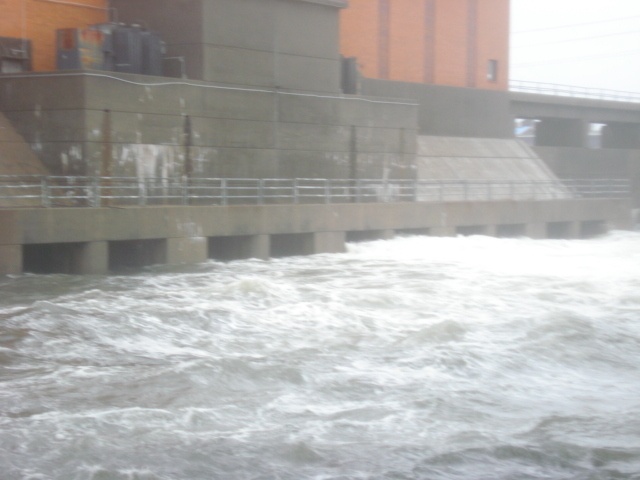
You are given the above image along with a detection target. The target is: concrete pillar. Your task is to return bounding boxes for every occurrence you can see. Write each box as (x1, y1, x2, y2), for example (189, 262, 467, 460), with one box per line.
(536, 118, 588, 148)
(248, 235, 270, 260)
(0, 245, 22, 275)
(526, 223, 547, 239)
(166, 237, 208, 265)
(77, 241, 109, 275)
(313, 231, 346, 254)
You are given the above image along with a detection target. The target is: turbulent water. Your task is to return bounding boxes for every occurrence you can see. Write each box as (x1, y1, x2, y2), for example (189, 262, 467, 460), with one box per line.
(1, 233, 640, 480)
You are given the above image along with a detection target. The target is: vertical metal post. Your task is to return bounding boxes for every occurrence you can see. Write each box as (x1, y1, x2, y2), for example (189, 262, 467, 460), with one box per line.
(221, 178, 228, 206)
(138, 179, 146, 206)
(258, 179, 265, 205)
(41, 177, 51, 207)
(325, 179, 331, 204)
(181, 176, 188, 205)
(92, 176, 101, 208)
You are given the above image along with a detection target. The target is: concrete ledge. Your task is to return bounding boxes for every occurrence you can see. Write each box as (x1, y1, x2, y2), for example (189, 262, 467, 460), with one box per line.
(0, 198, 633, 274)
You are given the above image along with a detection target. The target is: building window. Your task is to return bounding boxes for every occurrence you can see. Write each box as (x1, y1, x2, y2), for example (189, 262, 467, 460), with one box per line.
(487, 59, 498, 82)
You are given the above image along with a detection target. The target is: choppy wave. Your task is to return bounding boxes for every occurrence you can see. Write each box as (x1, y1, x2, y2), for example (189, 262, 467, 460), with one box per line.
(1, 232, 640, 479)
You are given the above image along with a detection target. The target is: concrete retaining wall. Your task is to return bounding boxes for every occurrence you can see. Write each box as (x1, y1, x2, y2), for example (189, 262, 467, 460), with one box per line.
(360, 79, 513, 138)
(0, 198, 632, 275)
(0, 73, 417, 180)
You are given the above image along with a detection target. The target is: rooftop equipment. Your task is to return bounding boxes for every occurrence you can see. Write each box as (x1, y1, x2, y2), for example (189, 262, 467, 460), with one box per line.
(56, 24, 164, 76)
(0, 37, 32, 73)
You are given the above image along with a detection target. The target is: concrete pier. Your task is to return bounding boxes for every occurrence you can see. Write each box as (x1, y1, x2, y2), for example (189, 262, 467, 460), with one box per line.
(0, 198, 632, 275)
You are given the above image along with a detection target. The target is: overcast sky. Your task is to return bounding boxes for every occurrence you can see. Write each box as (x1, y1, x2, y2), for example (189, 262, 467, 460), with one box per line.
(510, 0, 640, 92)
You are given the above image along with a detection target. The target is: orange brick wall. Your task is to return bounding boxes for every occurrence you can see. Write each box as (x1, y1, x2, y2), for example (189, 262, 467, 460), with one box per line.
(340, 0, 509, 90)
(0, 0, 108, 72)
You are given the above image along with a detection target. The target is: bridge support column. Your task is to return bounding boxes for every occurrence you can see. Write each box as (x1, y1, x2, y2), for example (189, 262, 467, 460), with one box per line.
(167, 237, 208, 265)
(313, 231, 346, 254)
(536, 118, 588, 148)
(0, 245, 22, 275)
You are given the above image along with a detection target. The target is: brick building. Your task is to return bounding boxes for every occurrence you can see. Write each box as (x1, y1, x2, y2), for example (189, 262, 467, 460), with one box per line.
(340, 0, 510, 90)
(0, 0, 108, 73)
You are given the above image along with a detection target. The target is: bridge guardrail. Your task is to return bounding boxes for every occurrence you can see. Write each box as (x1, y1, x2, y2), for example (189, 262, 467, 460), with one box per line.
(0, 176, 630, 208)
(510, 80, 640, 104)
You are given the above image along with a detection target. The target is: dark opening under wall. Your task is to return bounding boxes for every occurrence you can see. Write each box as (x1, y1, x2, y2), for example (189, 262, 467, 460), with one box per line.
(496, 224, 526, 238)
(209, 235, 257, 261)
(546, 222, 573, 239)
(346, 230, 392, 243)
(270, 233, 314, 258)
(395, 228, 431, 237)
(456, 225, 488, 236)
(23, 242, 86, 274)
(580, 220, 606, 238)
(108, 239, 166, 271)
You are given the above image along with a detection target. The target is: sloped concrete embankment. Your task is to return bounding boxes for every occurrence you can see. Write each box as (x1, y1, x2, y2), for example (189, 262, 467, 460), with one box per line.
(416, 136, 572, 200)
(0, 112, 49, 207)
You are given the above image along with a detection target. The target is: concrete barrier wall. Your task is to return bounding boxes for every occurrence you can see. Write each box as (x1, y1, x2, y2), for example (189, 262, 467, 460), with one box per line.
(0, 73, 417, 180)
(360, 79, 513, 138)
(0, 198, 632, 275)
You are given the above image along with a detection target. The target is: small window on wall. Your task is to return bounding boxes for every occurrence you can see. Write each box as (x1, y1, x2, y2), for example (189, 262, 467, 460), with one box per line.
(487, 59, 498, 82)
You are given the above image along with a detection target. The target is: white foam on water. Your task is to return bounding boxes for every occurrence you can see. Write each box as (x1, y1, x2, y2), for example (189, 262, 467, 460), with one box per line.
(1, 232, 640, 479)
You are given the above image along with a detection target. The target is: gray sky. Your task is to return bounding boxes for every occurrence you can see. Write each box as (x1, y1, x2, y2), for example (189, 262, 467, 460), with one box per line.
(510, 0, 640, 92)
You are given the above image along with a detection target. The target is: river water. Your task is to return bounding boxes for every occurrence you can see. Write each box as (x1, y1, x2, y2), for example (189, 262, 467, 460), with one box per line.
(1, 233, 639, 480)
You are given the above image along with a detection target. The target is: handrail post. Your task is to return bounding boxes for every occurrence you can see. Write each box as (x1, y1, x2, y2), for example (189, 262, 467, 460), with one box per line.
(258, 178, 265, 205)
(181, 175, 188, 205)
(325, 179, 331, 204)
(221, 178, 228, 206)
(92, 176, 101, 208)
(138, 179, 147, 206)
(41, 177, 51, 208)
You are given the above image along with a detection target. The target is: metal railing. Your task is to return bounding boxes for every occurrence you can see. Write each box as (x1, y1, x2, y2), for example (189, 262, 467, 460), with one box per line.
(0, 176, 630, 209)
(510, 80, 640, 104)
